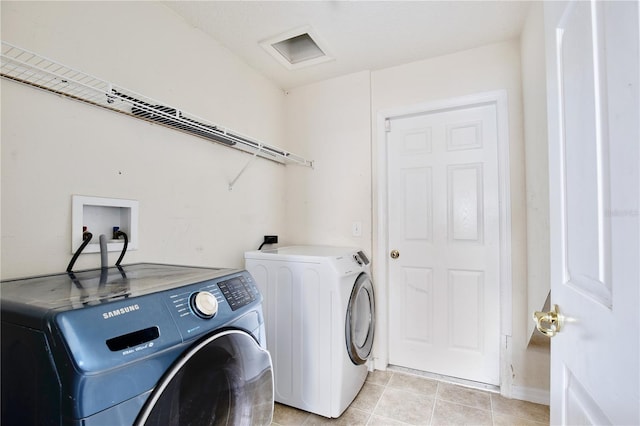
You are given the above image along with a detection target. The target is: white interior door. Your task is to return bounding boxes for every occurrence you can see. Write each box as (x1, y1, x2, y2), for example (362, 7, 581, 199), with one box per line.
(544, 1, 639, 424)
(387, 102, 501, 385)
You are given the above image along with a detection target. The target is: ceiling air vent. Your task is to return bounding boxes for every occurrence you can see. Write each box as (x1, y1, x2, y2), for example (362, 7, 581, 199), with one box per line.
(260, 27, 333, 70)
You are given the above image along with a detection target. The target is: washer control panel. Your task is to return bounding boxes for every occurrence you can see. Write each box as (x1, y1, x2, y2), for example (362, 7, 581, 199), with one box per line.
(164, 271, 262, 339)
(168, 281, 223, 320)
(218, 275, 258, 311)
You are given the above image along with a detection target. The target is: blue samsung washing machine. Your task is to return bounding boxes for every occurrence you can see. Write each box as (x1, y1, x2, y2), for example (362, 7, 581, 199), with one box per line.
(1, 263, 273, 425)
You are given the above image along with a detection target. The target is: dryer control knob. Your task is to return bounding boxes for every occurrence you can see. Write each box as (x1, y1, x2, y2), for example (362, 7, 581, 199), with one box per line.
(191, 291, 218, 319)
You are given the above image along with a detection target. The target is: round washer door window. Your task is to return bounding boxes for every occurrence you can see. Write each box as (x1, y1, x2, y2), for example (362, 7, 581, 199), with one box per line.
(346, 273, 375, 365)
(136, 330, 273, 426)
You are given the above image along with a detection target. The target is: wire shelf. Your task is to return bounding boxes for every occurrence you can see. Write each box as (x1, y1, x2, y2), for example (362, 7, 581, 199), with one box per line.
(1, 41, 313, 167)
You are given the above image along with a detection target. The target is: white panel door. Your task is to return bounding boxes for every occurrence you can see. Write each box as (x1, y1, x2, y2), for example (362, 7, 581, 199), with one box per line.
(387, 103, 500, 385)
(544, 1, 639, 424)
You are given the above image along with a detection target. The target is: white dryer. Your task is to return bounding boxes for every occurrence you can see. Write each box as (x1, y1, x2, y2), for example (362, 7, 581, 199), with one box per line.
(244, 246, 375, 418)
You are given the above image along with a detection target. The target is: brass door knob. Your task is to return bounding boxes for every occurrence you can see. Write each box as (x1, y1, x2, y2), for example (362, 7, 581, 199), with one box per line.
(533, 304, 563, 337)
(390, 250, 400, 259)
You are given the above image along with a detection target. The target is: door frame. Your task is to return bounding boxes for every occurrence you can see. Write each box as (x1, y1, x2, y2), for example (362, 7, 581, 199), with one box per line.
(373, 90, 513, 395)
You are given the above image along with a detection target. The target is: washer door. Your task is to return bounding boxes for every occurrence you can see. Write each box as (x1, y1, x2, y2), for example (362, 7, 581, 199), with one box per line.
(346, 273, 375, 365)
(136, 330, 273, 426)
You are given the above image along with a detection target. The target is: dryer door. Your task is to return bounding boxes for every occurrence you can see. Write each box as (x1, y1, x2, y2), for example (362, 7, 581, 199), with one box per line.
(346, 273, 375, 365)
(136, 330, 273, 426)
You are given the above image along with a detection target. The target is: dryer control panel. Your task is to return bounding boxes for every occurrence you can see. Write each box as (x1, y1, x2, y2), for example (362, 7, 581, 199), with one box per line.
(353, 251, 370, 266)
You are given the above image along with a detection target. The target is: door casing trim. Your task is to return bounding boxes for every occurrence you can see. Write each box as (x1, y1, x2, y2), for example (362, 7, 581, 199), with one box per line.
(373, 90, 513, 396)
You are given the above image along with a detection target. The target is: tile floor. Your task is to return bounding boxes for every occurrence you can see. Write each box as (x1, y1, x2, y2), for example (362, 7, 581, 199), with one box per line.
(271, 370, 550, 425)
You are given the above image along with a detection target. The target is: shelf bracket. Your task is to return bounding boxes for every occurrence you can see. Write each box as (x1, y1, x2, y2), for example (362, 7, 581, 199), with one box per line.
(228, 150, 260, 191)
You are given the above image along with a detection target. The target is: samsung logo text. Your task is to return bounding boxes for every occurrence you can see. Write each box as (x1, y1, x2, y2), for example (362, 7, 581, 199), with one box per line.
(103, 304, 140, 319)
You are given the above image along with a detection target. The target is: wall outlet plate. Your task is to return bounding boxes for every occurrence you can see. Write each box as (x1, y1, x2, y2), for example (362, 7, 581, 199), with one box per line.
(263, 235, 278, 244)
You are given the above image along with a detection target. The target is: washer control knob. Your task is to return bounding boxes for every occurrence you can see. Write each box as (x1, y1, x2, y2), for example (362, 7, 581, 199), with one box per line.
(191, 291, 218, 319)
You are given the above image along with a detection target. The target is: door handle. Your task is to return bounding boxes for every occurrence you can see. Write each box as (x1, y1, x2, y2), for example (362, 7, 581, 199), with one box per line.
(390, 250, 400, 259)
(532, 304, 563, 337)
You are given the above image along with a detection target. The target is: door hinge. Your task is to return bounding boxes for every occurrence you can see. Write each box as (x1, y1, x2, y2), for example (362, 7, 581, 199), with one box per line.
(385, 118, 391, 132)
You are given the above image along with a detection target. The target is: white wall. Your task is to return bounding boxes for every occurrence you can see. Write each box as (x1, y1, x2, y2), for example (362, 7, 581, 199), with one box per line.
(519, 0, 552, 395)
(1, 1, 288, 278)
(521, 2, 552, 338)
(283, 71, 372, 253)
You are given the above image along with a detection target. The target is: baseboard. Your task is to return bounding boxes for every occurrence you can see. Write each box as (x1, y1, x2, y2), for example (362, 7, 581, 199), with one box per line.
(510, 385, 550, 406)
